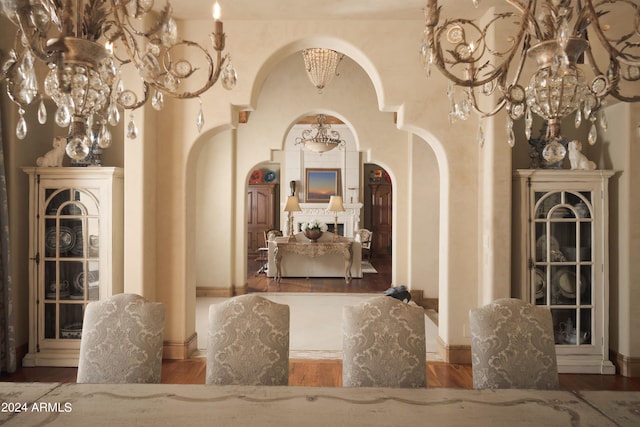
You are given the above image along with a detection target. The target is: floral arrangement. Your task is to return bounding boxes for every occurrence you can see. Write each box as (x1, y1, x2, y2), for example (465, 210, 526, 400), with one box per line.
(302, 219, 328, 233)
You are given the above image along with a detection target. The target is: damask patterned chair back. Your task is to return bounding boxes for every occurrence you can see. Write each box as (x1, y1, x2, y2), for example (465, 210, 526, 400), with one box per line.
(469, 298, 559, 390)
(77, 293, 165, 384)
(342, 296, 426, 388)
(207, 294, 290, 385)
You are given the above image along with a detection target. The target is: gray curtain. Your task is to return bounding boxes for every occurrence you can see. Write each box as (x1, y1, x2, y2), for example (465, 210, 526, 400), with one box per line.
(0, 101, 16, 373)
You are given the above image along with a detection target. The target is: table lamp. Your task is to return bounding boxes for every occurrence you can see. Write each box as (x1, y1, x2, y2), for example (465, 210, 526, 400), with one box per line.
(284, 196, 302, 242)
(327, 195, 345, 241)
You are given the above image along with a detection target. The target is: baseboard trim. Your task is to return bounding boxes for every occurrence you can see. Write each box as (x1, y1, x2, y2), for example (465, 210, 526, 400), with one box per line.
(14, 342, 28, 370)
(437, 336, 471, 364)
(611, 349, 640, 377)
(422, 298, 439, 311)
(163, 333, 198, 360)
(409, 291, 438, 311)
(196, 287, 235, 298)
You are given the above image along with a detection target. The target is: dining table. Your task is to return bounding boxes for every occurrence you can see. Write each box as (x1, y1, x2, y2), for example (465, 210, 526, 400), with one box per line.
(1, 382, 639, 426)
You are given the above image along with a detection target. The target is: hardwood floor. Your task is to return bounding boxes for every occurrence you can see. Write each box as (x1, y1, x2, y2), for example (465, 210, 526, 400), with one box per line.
(4, 358, 640, 390)
(246, 254, 393, 293)
(4, 255, 638, 390)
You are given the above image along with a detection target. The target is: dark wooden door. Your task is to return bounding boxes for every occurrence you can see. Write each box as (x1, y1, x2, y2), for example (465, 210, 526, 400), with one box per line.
(371, 183, 392, 256)
(247, 184, 276, 254)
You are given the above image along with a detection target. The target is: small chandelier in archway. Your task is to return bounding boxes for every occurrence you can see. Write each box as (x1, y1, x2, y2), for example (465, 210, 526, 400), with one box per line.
(295, 114, 345, 153)
(302, 48, 344, 92)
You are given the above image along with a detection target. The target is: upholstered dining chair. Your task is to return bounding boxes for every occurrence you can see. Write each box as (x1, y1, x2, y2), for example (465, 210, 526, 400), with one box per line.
(207, 294, 290, 385)
(469, 297, 559, 390)
(77, 293, 165, 384)
(255, 229, 283, 275)
(342, 295, 426, 388)
(354, 229, 373, 260)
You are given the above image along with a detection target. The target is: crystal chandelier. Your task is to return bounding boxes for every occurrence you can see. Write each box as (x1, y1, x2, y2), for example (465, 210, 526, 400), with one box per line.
(295, 114, 345, 153)
(302, 48, 343, 92)
(420, 0, 640, 163)
(0, 0, 237, 162)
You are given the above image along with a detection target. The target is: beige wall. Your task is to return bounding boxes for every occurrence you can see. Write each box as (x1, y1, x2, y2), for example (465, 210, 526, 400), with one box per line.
(605, 102, 640, 358)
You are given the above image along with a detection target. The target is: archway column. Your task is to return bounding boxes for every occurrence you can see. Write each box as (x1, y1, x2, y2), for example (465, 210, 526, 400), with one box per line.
(478, 113, 513, 305)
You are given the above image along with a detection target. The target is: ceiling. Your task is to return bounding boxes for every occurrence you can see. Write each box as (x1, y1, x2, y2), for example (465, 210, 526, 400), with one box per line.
(171, 0, 431, 21)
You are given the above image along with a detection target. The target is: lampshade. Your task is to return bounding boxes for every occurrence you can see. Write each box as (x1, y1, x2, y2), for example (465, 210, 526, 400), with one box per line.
(327, 195, 345, 212)
(284, 196, 302, 212)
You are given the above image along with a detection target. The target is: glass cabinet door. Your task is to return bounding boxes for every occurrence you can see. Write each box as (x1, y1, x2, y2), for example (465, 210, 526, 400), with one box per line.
(531, 190, 593, 347)
(41, 187, 100, 341)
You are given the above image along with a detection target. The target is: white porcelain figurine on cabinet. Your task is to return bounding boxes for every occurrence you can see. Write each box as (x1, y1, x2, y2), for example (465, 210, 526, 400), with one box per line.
(568, 140, 596, 170)
(36, 136, 66, 167)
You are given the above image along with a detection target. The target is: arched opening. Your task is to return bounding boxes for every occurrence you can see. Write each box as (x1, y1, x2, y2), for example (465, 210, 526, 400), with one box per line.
(187, 40, 446, 354)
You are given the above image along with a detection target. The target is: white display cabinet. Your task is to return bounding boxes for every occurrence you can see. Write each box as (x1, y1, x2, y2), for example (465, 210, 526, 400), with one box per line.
(513, 169, 615, 374)
(22, 167, 123, 367)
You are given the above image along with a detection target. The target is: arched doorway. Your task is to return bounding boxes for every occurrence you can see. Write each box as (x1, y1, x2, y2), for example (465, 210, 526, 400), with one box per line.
(187, 39, 450, 359)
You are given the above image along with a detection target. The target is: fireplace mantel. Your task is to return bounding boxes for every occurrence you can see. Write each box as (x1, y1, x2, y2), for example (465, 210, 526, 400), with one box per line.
(283, 203, 363, 238)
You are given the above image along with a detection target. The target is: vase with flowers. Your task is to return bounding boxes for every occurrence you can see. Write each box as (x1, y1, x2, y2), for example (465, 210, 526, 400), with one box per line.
(302, 219, 328, 242)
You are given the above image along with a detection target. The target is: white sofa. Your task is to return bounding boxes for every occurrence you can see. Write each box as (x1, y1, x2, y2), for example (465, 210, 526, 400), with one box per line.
(267, 232, 362, 279)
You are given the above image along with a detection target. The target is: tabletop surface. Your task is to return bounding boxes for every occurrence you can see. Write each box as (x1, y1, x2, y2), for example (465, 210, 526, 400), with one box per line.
(2, 383, 639, 426)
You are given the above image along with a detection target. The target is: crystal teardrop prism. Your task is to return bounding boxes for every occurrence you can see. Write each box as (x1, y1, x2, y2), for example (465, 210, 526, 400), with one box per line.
(98, 124, 112, 149)
(164, 73, 179, 91)
(525, 109, 532, 129)
(108, 102, 120, 126)
(221, 60, 238, 90)
(54, 105, 71, 127)
(506, 118, 515, 147)
(162, 18, 178, 47)
(37, 98, 47, 124)
(419, 43, 431, 77)
(583, 97, 593, 119)
(588, 122, 598, 145)
(14, 50, 38, 105)
(600, 111, 608, 131)
(507, 127, 515, 147)
(16, 111, 27, 140)
(574, 107, 582, 128)
(196, 103, 204, 133)
(151, 91, 164, 111)
(127, 114, 138, 139)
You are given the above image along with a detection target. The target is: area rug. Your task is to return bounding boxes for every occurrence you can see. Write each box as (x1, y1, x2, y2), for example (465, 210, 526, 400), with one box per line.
(361, 261, 378, 274)
(195, 293, 440, 361)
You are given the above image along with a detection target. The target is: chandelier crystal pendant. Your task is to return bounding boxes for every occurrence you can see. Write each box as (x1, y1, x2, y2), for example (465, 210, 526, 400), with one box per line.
(420, 0, 640, 162)
(295, 114, 345, 153)
(302, 48, 344, 92)
(0, 0, 238, 162)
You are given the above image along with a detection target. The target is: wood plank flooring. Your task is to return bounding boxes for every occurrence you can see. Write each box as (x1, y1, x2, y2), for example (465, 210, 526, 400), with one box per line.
(4, 358, 640, 390)
(245, 254, 393, 293)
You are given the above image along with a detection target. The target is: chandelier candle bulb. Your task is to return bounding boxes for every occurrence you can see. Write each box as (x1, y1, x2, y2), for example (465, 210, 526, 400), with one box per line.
(213, 2, 223, 36)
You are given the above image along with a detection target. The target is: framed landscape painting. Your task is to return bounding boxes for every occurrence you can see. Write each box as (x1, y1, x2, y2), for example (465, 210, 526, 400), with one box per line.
(305, 168, 341, 203)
